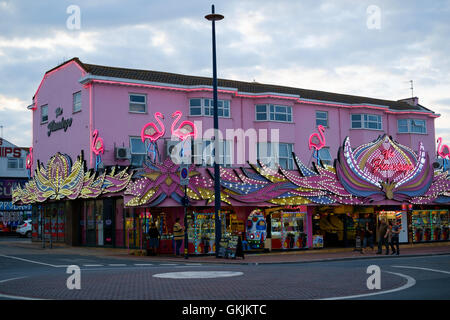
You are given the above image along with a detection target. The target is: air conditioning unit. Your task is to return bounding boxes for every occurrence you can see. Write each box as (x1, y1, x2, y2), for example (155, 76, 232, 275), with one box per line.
(115, 147, 130, 160)
(166, 140, 182, 159)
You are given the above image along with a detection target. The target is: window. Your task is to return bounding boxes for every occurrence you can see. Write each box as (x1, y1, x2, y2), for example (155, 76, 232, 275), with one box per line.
(189, 98, 230, 117)
(318, 147, 333, 166)
(257, 142, 294, 169)
(316, 111, 328, 127)
(255, 104, 292, 122)
(351, 114, 382, 130)
(129, 137, 146, 167)
(129, 94, 147, 113)
(398, 119, 426, 134)
(7, 158, 24, 169)
(193, 139, 232, 167)
(41, 104, 48, 123)
(73, 91, 81, 113)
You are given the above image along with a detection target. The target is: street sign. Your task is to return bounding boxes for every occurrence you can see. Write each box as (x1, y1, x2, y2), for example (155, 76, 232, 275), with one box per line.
(180, 164, 189, 186)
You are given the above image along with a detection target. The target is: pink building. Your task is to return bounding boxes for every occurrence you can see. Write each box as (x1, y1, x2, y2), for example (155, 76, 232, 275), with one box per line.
(18, 58, 448, 252)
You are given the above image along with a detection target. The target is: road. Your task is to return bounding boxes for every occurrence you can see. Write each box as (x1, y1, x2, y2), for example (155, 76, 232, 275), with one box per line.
(0, 237, 449, 300)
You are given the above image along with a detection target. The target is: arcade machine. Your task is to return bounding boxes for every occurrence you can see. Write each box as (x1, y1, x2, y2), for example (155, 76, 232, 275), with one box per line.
(189, 211, 227, 255)
(440, 210, 449, 241)
(431, 211, 441, 241)
(246, 209, 267, 250)
(411, 210, 424, 242)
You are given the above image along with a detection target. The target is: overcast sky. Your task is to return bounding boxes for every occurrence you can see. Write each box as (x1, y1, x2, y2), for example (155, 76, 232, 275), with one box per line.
(0, 0, 449, 150)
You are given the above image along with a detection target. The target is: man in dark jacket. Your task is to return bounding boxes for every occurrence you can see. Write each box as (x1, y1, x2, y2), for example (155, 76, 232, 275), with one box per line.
(376, 219, 388, 254)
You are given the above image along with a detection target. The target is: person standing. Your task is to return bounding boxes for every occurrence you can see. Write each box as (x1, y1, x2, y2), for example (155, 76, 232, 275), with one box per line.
(173, 218, 185, 256)
(147, 222, 160, 256)
(362, 219, 375, 254)
(376, 219, 388, 254)
(391, 220, 401, 255)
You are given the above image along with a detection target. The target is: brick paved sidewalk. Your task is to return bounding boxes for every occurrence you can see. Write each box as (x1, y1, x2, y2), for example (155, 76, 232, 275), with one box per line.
(4, 239, 450, 265)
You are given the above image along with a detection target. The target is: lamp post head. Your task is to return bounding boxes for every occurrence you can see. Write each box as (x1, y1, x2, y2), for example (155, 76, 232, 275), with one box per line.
(205, 4, 224, 21)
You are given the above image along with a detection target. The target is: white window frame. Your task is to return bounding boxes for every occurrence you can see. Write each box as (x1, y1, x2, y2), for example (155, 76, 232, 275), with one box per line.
(41, 104, 48, 124)
(397, 119, 427, 134)
(193, 139, 232, 167)
(7, 158, 24, 170)
(255, 104, 292, 123)
(73, 91, 82, 113)
(129, 136, 146, 167)
(318, 147, 333, 166)
(189, 98, 230, 118)
(257, 142, 294, 170)
(315, 111, 328, 127)
(129, 93, 147, 114)
(351, 114, 382, 130)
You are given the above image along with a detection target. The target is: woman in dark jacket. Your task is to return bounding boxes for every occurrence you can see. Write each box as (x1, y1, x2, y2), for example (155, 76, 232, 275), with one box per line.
(147, 222, 160, 256)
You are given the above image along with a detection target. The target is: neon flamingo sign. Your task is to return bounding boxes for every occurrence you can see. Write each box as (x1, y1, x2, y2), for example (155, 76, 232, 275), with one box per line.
(26, 147, 33, 178)
(308, 125, 326, 166)
(141, 112, 165, 163)
(91, 129, 104, 170)
(170, 110, 197, 159)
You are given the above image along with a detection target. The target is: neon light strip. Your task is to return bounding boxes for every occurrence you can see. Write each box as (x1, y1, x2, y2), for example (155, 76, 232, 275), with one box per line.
(83, 78, 438, 118)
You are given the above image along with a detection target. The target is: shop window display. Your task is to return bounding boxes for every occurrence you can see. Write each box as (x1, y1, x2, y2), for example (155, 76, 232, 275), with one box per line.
(270, 210, 307, 250)
(188, 210, 228, 255)
(412, 210, 449, 242)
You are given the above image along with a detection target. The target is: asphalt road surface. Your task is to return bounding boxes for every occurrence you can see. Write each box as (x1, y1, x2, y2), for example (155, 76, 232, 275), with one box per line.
(0, 238, 449, 300)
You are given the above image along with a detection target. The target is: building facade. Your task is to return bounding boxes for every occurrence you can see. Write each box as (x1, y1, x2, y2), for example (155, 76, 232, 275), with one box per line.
(13, 58, 449, 252)
(0, 137, 31, 233)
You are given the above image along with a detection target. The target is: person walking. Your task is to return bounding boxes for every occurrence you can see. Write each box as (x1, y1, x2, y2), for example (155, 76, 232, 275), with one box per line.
(147, 222, 160, 256)
(385, 221, 393, 255)
(391, 219, 401, 255)
(173, 217, 185, 256)
(362, 219, 375, 254)
(376, 219, 388, 254)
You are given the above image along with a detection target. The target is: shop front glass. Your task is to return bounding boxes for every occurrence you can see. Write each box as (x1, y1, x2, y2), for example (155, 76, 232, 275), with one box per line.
(188, 210, 228, 255)
(412, 210, 449, 242)
(270, 210, 307, 250)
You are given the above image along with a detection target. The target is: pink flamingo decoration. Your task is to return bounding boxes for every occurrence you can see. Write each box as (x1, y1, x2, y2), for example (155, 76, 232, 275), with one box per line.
(437, 137, 450, 171)
(141, 112, 165, 163)
(308, 125, 326, 166)
(26, 147, 33, 178)
(171, 110, 197, 159)
(91, 129, 104, 170)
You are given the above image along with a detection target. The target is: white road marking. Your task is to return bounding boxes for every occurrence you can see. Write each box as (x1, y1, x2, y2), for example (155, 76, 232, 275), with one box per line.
(0, 277, 46, 300)
(320, 271, 416, 300)
(160, 263, 178, 266)
(392, 265, 450, 275)
(0, 254, 67, 268)
(153, 271, 244, 279)
(82, 264, 103, 267)
(134, 263, 153, 266)
(108, 264, 127, 267)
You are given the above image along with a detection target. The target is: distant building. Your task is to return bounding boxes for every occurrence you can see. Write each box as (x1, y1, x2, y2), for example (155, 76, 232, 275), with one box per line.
(0, 138, 31, 233)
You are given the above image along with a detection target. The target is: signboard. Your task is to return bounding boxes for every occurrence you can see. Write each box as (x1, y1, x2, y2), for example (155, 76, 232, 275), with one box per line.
(312, 235, 324, 248)
(180, 164, 189, 186)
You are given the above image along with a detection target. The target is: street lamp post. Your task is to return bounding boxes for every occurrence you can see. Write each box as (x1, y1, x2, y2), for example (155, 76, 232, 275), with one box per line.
(205, 5, 224, 258)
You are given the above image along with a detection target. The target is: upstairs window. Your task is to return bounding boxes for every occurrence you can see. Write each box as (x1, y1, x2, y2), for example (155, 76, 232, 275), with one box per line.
(257, 142, 294, 169)
(189, 98, 230, 117)
(315, 111, 328, 127)
(129, 94, 147, 113)
(193, 139, 232, 167)
(73, 91, 81, 113)
(41, 104, 48, 123)
(255, 104, 292, 122)
(318, 147, 333, 166)
(351, 114, 382, 130)
(129, 136, 146, 167)
(398, 119, 426, 134)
